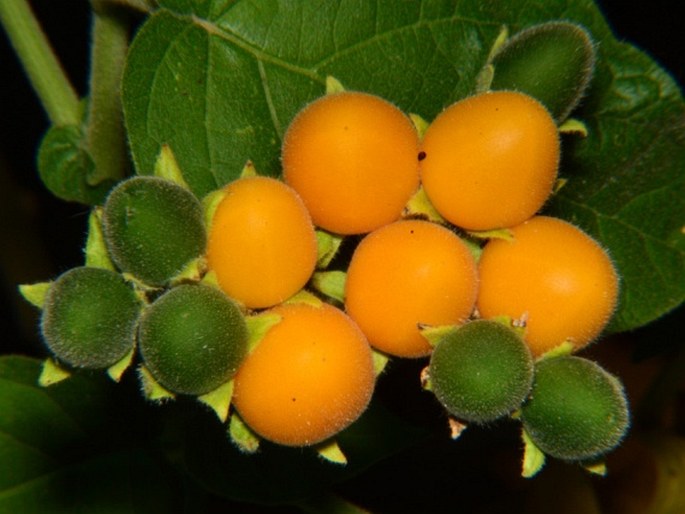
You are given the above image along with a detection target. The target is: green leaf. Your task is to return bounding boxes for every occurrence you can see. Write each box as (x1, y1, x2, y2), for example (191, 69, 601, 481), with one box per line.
(547, 42, 685, 332)
(122, 0, 684, 331)
(0, 356, 179, 513)
(37, 124, 115, 205)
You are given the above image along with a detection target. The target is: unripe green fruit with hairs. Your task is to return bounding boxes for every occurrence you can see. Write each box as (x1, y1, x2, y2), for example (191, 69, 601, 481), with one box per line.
(102, 176, 206, 286)
(428, 320, 534, 423)
(489, 21, 596, 122)
(41, 266, 142, 369)
(138, 284, 248, 395)
(521, 356, 629, 461)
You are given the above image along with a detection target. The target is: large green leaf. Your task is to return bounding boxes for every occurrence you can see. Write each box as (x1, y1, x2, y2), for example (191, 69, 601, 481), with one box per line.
(0, 356, 179, 513)
(122, 0, 684, 332)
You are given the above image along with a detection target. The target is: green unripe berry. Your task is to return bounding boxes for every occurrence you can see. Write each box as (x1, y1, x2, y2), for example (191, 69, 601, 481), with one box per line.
(103, 176, 206, 286)
(138, 284, 248, 395)
(428, 320, 534, 423)
(521, 356, 630, 461)
(490, 21, 596, 122)
(41, 266, 142, 369)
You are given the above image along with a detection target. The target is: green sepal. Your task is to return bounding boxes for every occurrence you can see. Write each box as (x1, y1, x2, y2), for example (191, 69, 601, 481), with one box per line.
(153, 144, 191, 190)
(537, 340, 575, 361)
(311, 270, 346, 303)
(38, 358, 71, 387)
(239, 160, 259, 179)
(197, 379, 234, 422)
(283, 289, 323, 307)
(372, 349, 390, 377)
(325, 75, 345, 94)
(485, 315, 527, 340)
(315, 229, 345, 269)
(467, 227, 514, 242)
(419, 323, 459, 347)
(558, 118, 589, 136)
(583, 460, 607, 476)
(169, 256, 206, 286)
(18, 281, 52, 309)
(409, 113, 430, 139)
(84, 207, 116, 270)
(245, 312, 283, 353)
(202, 187, 227, 231)
(138, 365, 175, 402)
(552, 177, 568, 194)
(487, 25, 510, 63)
(474, 25, 509, 92)
(403, 186, 446, 224)
(316, 439, 347, 465)
(474, 63, 494, 93)
(521, 428, 546, 478)
(200, 269, 221, 290)
(228, 412, 260, 454)
(106, 347, 135, 382)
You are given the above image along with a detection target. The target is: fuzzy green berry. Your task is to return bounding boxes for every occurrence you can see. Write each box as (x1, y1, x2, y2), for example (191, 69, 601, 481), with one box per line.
(138, 284, 248, 395)
(102, 176, 206, 286)
(489, 21, 596, 122)
(41, 266, 142, 369)
(428, 320, 534, 423)
(521, 356, 630, 461)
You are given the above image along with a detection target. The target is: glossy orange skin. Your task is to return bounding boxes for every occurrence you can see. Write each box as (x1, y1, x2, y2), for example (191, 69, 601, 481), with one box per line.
(232, 302, 375, 446)
(420, 91, 559, 231)
(205, 177, 317, 309)
(345, 219, 478, 358)
(282, 91, 420, 235)
(477, 216, 619, 357)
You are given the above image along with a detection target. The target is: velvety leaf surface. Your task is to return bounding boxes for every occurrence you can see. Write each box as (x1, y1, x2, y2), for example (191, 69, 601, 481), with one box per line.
(122, 0, 683, 331)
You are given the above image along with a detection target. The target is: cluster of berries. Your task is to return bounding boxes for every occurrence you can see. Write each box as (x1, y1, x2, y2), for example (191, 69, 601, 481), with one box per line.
(25, 21, 629, 470)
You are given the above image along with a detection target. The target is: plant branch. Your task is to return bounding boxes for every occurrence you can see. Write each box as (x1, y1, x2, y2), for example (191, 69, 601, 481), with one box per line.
(0, 0, 80, 126)
(85, 3, 132, 185)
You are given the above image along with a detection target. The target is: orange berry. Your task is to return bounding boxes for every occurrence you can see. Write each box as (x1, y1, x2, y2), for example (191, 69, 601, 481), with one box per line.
(232, 302, 375, 446)
(282, 91, 420, 234)
(420, 90, 559, 231)
(206, 176, 317, 309)
(477, 216, 619, 356)
(345, 219, 478, 358)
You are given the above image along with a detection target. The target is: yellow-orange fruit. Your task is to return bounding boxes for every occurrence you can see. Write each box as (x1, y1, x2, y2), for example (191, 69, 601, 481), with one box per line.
(232, 302, 375, 446)
(206, 176, 317, 309)
(282, 91, 420, 234)
(420, 90, 559, 231)
(345, 219, 478, 358)
(477, 216, 619, 356)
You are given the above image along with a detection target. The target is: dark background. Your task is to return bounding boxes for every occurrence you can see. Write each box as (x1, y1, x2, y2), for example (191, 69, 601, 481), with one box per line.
(0, 2, 683, 513)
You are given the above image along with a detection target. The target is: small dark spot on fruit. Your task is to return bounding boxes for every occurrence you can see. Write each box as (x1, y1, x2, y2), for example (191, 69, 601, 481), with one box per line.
(292, 397, 297, 402)
(418, 151, 426, 161)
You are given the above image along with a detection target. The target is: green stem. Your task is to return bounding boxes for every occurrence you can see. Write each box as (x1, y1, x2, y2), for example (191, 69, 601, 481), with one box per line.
(0, 0, 80, 126)
(85, 3, 131, 185)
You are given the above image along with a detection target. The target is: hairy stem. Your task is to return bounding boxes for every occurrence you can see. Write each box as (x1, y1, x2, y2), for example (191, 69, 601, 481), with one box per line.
(0, 0, 80, 126)
(85, 3, 131, 185)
